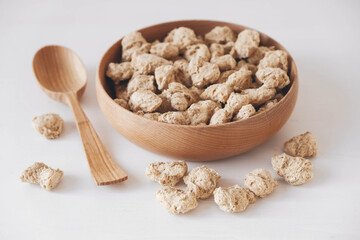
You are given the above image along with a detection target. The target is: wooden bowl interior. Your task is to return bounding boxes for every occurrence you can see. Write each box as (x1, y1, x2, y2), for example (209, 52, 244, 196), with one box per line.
(99, 20, 295, 100)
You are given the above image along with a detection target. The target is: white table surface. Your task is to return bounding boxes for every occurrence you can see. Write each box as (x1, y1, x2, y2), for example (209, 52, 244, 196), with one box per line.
(1, 0, 360, 239)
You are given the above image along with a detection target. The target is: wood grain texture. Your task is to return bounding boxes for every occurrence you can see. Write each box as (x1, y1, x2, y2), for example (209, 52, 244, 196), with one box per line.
(96, 20, 298, 161)
(33, 45, 128, 185)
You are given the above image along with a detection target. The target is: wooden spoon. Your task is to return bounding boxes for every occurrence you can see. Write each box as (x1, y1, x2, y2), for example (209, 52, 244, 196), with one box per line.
(33, 45, 128, 185)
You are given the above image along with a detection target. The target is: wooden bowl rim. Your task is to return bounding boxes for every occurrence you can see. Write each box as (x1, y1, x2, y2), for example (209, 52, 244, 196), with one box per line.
(96, 19, 298, 129)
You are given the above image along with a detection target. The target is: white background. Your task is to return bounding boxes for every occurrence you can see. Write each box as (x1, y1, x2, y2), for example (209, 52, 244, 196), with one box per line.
(1, 0, 360, 239)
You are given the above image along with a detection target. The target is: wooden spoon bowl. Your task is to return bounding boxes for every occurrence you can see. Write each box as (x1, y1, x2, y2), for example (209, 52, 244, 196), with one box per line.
(96, 20, 298, 161)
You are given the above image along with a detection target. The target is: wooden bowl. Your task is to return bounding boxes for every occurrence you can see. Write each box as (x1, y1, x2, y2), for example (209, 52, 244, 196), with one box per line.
(96, 20, 298, 161)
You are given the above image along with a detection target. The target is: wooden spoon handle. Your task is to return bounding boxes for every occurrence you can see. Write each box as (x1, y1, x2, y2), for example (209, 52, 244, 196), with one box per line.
(66, 93, 128, 185)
